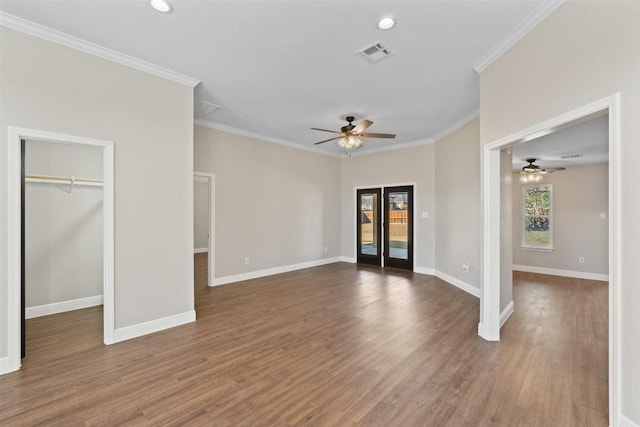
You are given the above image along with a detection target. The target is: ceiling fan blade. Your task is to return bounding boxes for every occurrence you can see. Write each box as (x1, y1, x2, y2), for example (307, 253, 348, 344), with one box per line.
(358, 132, 396, 139)
(314, 136, 342, 145)
(352, 119, 373, 134)
(311, 127, 342, 134)
(544, 167, 566, 171)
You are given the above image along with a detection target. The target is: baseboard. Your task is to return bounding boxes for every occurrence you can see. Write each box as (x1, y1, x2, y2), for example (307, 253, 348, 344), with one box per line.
(0, 357, 13, 375)
(513, 265, 608, 282)
(414, 267, 435, 275)
(340, 256, 356, 263)
(26, 295, 103, 319)
(500, 300, 514, 327)
(434, 270, 481, 298)
(194, 248, 208, 254)
(212, 257, 342, 286)
(113, 310, 196, 343)
(620, 414, 640, 427)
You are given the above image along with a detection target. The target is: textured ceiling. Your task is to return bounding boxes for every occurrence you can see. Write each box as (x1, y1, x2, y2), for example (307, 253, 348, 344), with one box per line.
(1, 0, 556, 155)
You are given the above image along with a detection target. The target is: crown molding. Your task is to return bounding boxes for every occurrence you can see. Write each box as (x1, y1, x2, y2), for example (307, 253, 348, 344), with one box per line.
(346, 137, 435, 157)
(473, 0, 565, 73)
(195, 119, 440, 159)
(433, 108, 479, 142)
(0, 12, 200, 88)
(194, 119, 341, 157)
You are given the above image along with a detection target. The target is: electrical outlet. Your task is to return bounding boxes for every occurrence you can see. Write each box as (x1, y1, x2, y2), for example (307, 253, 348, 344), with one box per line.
(324, 246, 328, 253)
(244, 257, 250, 265)
(462, 263, 470, 272)
(579, 257, 585, 264)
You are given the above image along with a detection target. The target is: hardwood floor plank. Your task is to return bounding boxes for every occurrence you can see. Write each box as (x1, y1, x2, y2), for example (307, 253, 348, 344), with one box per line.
(0, 260, 608, 426)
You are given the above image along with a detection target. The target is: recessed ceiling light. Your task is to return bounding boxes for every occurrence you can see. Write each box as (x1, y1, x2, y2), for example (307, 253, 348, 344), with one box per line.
(378, 17, 395, 30)
(150, 0, 173, 13)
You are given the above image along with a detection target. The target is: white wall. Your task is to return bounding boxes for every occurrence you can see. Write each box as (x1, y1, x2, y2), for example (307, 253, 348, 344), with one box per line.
(512, 163, 608, 276)
(0, 27, 195, 360)
(194, 125, 341, 280)
(340, 144, 436, 271)
(193, 177, 209, 251)
(25, 140, 103, 310)
(434, 118, 481, 289)
(479, 1, 640, 422)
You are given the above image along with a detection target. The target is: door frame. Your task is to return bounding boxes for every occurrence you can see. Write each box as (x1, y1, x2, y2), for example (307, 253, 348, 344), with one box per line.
(481, 94, 621, 425)
(193, 171, 215, 287)
(353, 182, 417, 269)
(4, 127, 115, 374)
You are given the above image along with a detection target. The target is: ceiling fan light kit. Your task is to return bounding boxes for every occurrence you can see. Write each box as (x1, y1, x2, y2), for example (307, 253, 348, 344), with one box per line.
(311, 116, 396, 149)
(516, 158, 565, 183)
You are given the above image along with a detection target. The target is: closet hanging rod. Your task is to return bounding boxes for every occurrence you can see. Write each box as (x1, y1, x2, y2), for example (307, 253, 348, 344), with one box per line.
(25, 174, 103, 187)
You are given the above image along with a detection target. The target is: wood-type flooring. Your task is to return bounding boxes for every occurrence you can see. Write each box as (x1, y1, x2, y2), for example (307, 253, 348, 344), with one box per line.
(0, 255, 608, 426)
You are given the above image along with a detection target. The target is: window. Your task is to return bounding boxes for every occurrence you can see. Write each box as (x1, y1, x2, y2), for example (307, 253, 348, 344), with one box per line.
(522, 184, 552, 250)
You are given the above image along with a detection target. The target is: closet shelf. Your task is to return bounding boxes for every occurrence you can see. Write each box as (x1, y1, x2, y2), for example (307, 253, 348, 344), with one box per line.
(25, 174, 103, 187)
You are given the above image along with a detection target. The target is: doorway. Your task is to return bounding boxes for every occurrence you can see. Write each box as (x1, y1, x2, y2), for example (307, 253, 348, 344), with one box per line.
(4, 127, 115, 375)
(481, 94, 620, 425)
(356, 185, 414, 270)
(193, 172, 215, 287)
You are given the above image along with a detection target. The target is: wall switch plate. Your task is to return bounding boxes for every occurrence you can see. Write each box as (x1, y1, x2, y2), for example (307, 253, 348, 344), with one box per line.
(422, 211, 429, 219)
(600, 212, 607, 219)
(244, 257, 250, 265)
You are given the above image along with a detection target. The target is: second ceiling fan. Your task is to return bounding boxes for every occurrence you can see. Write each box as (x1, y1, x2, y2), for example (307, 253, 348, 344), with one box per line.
(311, 116, 396, 149)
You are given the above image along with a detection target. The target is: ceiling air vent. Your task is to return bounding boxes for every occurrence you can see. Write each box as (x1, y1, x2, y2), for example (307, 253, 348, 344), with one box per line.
(356, 41, 393, 64)
(195, 100, 222, 119)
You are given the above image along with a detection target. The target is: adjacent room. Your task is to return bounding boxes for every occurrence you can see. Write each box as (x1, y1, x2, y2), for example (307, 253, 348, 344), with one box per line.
(1, 1, 638, 426)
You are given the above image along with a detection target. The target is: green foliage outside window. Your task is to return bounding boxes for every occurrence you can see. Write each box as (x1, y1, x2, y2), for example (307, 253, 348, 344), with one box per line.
(523, 185, 552, 248)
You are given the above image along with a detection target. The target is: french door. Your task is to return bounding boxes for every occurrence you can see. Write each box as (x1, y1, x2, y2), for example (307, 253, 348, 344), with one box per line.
(357, 188, 382, 266)
(356, 185, 414, 271)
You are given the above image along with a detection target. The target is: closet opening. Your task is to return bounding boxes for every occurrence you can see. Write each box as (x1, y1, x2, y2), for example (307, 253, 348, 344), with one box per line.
(4, 127, 115, 374)
(22, 138, 104, 360)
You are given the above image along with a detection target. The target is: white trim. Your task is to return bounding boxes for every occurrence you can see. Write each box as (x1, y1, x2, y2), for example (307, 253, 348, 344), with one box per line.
(346, 138, 435, 157)
(113, 310, 196, 343)
(500, 300, 514, 327)
(212, 257, 341, 287)
(0, 12, 200, 88)
(414, 267, 435, 276)
(194, 248, 208, 254)
(194, 172, 215, 287)
(195, 120, 339, 157)
(619, 414, 640, 427)
(513, 265, 608, 282)
(340, 256, 356, 263)
(433, 109, 479, 141)
(434, 270, 481, 298)
(473, 1, 565, 72)
(482, 94, 621, 427)
(0, 357, 10, 375)
(26, 295, 103, 319)
(195, 119, 435, 159)
(4, 127, 116, 375)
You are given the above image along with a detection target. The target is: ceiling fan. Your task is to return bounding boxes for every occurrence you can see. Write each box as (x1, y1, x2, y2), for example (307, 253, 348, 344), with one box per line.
(311, 116, 396, 149)
(515, 158, 565, 182)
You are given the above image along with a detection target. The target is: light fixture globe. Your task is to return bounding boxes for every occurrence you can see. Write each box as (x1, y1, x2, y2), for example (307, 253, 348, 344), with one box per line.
(150, 0, 173, 13)
(378, 17, 395, 30)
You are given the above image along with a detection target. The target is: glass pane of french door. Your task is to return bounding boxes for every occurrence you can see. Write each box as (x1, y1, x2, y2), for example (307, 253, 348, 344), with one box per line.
(384, 186, 413, 270)
(357, 188, 381, 266)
